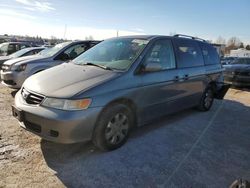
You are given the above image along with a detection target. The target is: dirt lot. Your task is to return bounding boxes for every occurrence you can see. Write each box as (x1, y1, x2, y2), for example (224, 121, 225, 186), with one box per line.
(0, 84, 250, 188)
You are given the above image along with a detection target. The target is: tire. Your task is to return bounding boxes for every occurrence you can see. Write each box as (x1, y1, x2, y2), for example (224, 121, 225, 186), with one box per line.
(92, 104, 133, 151)
(197, 86, 214, 111)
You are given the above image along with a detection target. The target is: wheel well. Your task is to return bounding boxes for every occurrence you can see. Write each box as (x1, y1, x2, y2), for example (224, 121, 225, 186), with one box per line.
(208, 81, 217, 93)
(99, 98, 138, 126)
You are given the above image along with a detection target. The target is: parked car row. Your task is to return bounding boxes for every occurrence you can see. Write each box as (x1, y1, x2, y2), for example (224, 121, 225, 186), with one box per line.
(0, 42, 34, 56)
(221, 57, 237, 65)
(223, 57, 250, 87)
(0, 40, 100, 88)
(2, 35, 229, 151)
(0, 47, 45, 69)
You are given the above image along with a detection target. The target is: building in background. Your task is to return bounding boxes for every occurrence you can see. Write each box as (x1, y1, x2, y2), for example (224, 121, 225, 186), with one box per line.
(230, 48, 250, 57)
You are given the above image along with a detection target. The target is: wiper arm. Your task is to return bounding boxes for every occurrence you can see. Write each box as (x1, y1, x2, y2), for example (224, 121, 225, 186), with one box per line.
(84, 62, 112, 70)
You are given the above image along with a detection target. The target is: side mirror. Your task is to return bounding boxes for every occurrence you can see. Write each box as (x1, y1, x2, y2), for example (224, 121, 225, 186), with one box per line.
(143, 62, 162, 72)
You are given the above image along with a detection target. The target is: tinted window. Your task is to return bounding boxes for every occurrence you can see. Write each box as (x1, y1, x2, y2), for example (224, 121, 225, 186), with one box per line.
(200, 43, 220, 65)
(174, 39, 204, 68)
(143, 39, 176, 70)
(7, 44, 17, 54)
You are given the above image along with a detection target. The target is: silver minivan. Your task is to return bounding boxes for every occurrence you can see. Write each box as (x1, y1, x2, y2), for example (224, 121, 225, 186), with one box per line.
(12, 35, 229, 151)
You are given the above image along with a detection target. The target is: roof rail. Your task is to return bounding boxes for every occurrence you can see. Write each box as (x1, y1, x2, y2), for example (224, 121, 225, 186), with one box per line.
(174, 34, 208, 43)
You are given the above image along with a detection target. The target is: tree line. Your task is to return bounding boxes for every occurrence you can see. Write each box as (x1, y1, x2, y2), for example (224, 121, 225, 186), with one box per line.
(215, 36, 250, 54)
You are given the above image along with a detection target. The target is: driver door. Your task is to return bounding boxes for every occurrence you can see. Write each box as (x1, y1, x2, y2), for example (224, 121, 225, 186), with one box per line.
(137, 39, 185, 123)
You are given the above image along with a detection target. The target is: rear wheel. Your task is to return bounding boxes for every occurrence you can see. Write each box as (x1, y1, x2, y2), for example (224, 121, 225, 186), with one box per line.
(92, 104, 132, 151)
(197, 86, 214, 111)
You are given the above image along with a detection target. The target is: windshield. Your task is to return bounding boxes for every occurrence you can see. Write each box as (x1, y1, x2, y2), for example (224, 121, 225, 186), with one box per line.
(9, 48, 32, 58)
(0, 43, 8, 56)
(73, 38, 149, 70)
(39, 42, 71, 58)
(232, 58, 250, 65)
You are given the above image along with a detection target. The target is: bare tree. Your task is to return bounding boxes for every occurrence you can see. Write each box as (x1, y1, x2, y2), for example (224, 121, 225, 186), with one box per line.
(227, 37, 241, 47)
(239, 42, 244, 48)
(225, 37, 242, 54)
(215, 36, 226, 44)
(85, 35, 94, 40)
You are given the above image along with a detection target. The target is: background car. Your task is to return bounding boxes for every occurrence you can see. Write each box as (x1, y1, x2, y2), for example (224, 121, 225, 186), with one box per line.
(0, 42, 33, 56)
(223, 57, 250, 87)
(0, 47, 45, 69)
(0, 40, 100, 88)
(221, 57, 237, 65)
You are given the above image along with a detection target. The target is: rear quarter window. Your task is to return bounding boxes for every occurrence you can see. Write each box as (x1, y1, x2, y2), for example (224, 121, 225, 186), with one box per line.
(173, 38, 204, 68)
(200, 43, 220, 65)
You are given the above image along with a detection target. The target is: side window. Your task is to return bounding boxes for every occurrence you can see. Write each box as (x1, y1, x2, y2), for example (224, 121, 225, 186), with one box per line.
(32, 49, 43, 55)
(20, 44, 28, 49)
(200, 43, 220, 65)
(64, 44, 87, 60)
(7, 44, 16, 54)
(143, 39, 176, 71)
(174, 39, 204, 68)
(23, 50, 36, 56)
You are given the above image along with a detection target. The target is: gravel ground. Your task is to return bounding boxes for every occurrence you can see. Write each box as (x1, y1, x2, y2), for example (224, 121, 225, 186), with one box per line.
(0, 84, 250, 188)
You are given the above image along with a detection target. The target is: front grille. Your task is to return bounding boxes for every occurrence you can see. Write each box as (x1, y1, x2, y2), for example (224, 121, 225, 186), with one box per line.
(21, 88, 45, 105)
(3, 80, 16, 85)
(238, 72, 250, 76)
(24, 121, 41, 133)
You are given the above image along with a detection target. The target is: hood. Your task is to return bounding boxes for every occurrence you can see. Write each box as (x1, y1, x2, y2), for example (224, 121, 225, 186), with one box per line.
(23, 63, 119, 98)
(224, 64, 250, 71)
(0, 56, 11, 64)
(3, 55, 48, 66)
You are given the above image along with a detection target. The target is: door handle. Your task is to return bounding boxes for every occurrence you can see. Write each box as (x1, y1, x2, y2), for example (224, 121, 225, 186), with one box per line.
(183, 74, 189, 80)
(174, 76, 179, 82)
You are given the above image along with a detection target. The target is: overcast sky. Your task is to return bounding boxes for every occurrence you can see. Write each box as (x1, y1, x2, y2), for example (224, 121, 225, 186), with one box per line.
(0, 0, 250, 43)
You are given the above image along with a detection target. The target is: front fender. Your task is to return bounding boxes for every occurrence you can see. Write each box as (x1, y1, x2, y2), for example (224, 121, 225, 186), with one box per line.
(30, 65, 52, 75)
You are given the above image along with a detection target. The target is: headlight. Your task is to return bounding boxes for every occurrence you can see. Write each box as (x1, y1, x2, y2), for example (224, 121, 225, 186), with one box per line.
(11, 64, 27, 72)
(42, 98, 92, 111)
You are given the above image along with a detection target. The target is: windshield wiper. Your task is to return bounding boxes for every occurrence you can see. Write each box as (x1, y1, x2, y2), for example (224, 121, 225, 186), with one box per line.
(83, 62, 113, 70)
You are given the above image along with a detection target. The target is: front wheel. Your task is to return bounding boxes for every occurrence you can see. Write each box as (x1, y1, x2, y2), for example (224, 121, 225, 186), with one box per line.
(197, 87, 214, 111)
(92, 104, 133, 151)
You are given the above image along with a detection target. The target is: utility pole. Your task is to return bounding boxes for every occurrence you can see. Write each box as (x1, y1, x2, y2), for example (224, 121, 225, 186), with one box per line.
(63, 24, 67, 40)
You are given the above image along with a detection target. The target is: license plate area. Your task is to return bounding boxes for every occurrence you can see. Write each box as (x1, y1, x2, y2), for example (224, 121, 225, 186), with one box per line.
(12, 105, 25, 122)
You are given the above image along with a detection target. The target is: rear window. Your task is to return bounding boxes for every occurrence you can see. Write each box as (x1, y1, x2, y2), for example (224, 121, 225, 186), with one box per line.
(174, 39, 204, 68)
(200, 43, 220, 65)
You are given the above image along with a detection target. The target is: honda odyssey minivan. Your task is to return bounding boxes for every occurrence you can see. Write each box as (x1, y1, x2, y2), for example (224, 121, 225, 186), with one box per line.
(12, 35, 229, 151)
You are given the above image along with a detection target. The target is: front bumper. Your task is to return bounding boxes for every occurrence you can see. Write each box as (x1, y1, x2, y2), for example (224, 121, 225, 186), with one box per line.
(14, 90, 103, 144)
(214, 82, 230, 99)
(0, 70, 26, 88)
(224, 74, 250, 87)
